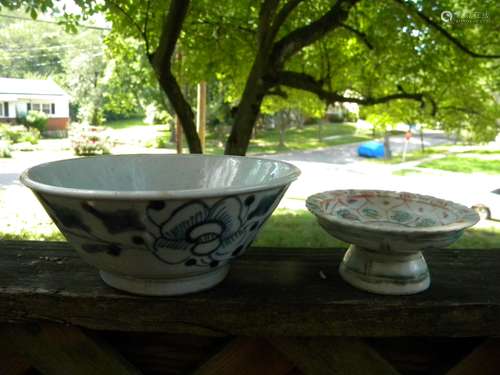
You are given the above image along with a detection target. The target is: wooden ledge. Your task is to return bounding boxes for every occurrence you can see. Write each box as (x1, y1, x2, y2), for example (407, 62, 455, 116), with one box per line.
(0, 240, 499, 337)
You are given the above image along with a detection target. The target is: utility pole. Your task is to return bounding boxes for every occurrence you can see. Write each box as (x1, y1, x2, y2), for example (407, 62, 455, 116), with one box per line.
(197, 81, 207, 152)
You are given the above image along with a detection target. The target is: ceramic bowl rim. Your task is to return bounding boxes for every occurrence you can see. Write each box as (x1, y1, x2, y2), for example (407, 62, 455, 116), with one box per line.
(20, 154, 301, 200)
(306, 189, 480, 234)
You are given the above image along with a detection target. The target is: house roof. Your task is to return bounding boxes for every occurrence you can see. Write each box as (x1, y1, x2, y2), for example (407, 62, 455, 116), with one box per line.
(0, 77, 68, 97)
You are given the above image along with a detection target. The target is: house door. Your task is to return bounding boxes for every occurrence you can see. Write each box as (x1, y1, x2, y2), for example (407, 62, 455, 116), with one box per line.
(15, 102, 28, 118)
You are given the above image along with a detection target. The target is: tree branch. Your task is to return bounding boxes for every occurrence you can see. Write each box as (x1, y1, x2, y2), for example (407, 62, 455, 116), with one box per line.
(143, 0, 151, 54)
(340, 22, 373, 49)
(268, 86, 288, 98)
(269, 0, 304, 37)
(274, 70, 437, 114)
(149, 0, 202, 153)
(393, 0, 500, 59)
(270, 0, 359, 67)
(152, 0, 190, 67)
(107, 0, 149, 48)
(258, 0, 280, 47)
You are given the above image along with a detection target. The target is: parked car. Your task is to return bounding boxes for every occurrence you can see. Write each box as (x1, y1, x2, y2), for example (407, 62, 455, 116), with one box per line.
(358, 141, 384, 158)
(471, 189, 500, 220)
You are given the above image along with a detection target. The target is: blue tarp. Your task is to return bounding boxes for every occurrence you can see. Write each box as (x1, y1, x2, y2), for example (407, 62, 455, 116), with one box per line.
(358, 141, 385, 158)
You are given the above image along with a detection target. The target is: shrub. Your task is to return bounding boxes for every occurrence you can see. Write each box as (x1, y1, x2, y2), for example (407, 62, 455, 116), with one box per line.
(144, 104, 173, 125)
(156, 135, 170, 148)
(71, 125, 112, 156)
(344, 111, 359, 123)
(0, 124, 41, 145)
(20, 128, 41, 144)
(326, 112, 344, 123)
(0, 140, 11, 158)
(25, 111, 48, 133)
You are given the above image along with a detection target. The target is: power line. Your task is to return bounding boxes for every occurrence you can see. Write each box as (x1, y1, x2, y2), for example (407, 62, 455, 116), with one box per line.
(2, 43, 103, 52)
(0, 52, 104, 67)
(0, 48, 102, 59)
(0, 13, 111, 31)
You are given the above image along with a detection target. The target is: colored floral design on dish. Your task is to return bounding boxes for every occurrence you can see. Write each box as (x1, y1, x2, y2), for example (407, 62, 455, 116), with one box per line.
(306, 189, 480, 231)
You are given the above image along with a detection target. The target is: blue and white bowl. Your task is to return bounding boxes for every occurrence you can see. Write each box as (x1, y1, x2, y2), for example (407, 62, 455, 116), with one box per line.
(21, 154, 300, 295)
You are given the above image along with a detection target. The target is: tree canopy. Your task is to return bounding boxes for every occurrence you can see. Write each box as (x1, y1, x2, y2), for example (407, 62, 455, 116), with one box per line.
(1, 0, 499, 153)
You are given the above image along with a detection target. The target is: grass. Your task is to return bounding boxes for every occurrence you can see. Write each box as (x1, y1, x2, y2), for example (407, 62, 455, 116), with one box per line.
(255, 209, 500, 249)
(254, 209, 347, 248)
(371, 146, 452, 164)
(392, 168, 424, 176)
(105, 118, 148, 129)
(246, 123, 370, 154)
(456, 149, 500, 155)
(418, 156, 500, 174)
(105, 121, 371, 155)
(4, 208, 498, 249)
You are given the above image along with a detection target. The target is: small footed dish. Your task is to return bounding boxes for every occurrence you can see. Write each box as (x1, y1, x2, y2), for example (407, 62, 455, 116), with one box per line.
(306, 190, 479, 295)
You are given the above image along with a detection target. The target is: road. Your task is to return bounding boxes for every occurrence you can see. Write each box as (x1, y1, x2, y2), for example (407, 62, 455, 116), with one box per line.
(261, 132, 497, 210)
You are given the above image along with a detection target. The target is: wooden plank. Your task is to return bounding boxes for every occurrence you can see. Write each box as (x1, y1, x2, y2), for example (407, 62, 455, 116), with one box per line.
(271, 337, 400, 375)
(0, 323, 141, 375)
(193, 338, 294, 375)
(368, 337, 482, 375)
(0, 241, 500, 337)
(98, 331, 229, 375)
(446, 339, 500, 375)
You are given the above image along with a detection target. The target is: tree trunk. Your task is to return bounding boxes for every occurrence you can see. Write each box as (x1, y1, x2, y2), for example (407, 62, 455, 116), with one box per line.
(152, 68, 202, 154)
(296, 111, 305, 130)
(278, 114, 287, 148)
(175, 115, 183, 154)
(169, 121, 176, 143)
(318, 121, 323, 142)
(384, 130, 392, 160)
(420, 127, 425, 152)
(225, 51, 269, 155)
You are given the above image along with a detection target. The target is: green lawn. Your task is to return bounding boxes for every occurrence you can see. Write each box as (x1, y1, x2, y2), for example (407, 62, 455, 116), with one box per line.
(392, 168, 424, 176)
(418, 156, 500, 174)
(3, 208, 498, 249)
(105, 118, 148, 129)
(202, 123, 370, 154)
(105, 120, 371, 154)
(371, 146, 452, 164)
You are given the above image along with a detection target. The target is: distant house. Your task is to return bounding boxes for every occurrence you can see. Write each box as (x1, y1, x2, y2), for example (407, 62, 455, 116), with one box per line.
(0, 77, 70, 134)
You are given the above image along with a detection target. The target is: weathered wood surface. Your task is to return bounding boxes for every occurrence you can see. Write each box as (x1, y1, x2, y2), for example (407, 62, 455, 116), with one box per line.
(0, 323, 141, 375)
(0, 240, 499, 337)
(446, 339, 500, 375)
(193, 338, 294, 375)
(271, 337, 400, 375)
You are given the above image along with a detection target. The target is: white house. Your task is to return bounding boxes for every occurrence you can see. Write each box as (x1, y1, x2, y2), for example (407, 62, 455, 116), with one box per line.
(0, 77, 70, 133)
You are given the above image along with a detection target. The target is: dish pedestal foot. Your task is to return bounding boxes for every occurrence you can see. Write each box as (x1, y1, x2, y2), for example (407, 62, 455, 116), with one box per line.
(100, 264, 230, 296)
(339, 245, 430, 295)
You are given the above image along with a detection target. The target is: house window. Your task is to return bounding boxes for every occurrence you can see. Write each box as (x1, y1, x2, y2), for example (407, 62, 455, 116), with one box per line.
(42, 103, 51, 115)
(0, 102, 8, 117)
(28, 102, 55, 115)
(0, 103, 3, 117)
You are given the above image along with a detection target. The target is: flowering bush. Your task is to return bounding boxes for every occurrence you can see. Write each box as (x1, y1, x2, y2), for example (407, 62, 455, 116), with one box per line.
(71, 125, 112, 156)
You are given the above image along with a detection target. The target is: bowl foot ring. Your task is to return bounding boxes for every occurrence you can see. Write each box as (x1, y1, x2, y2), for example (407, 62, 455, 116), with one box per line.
(100, 264, 230, 296)
(339, 245, 430, 295)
